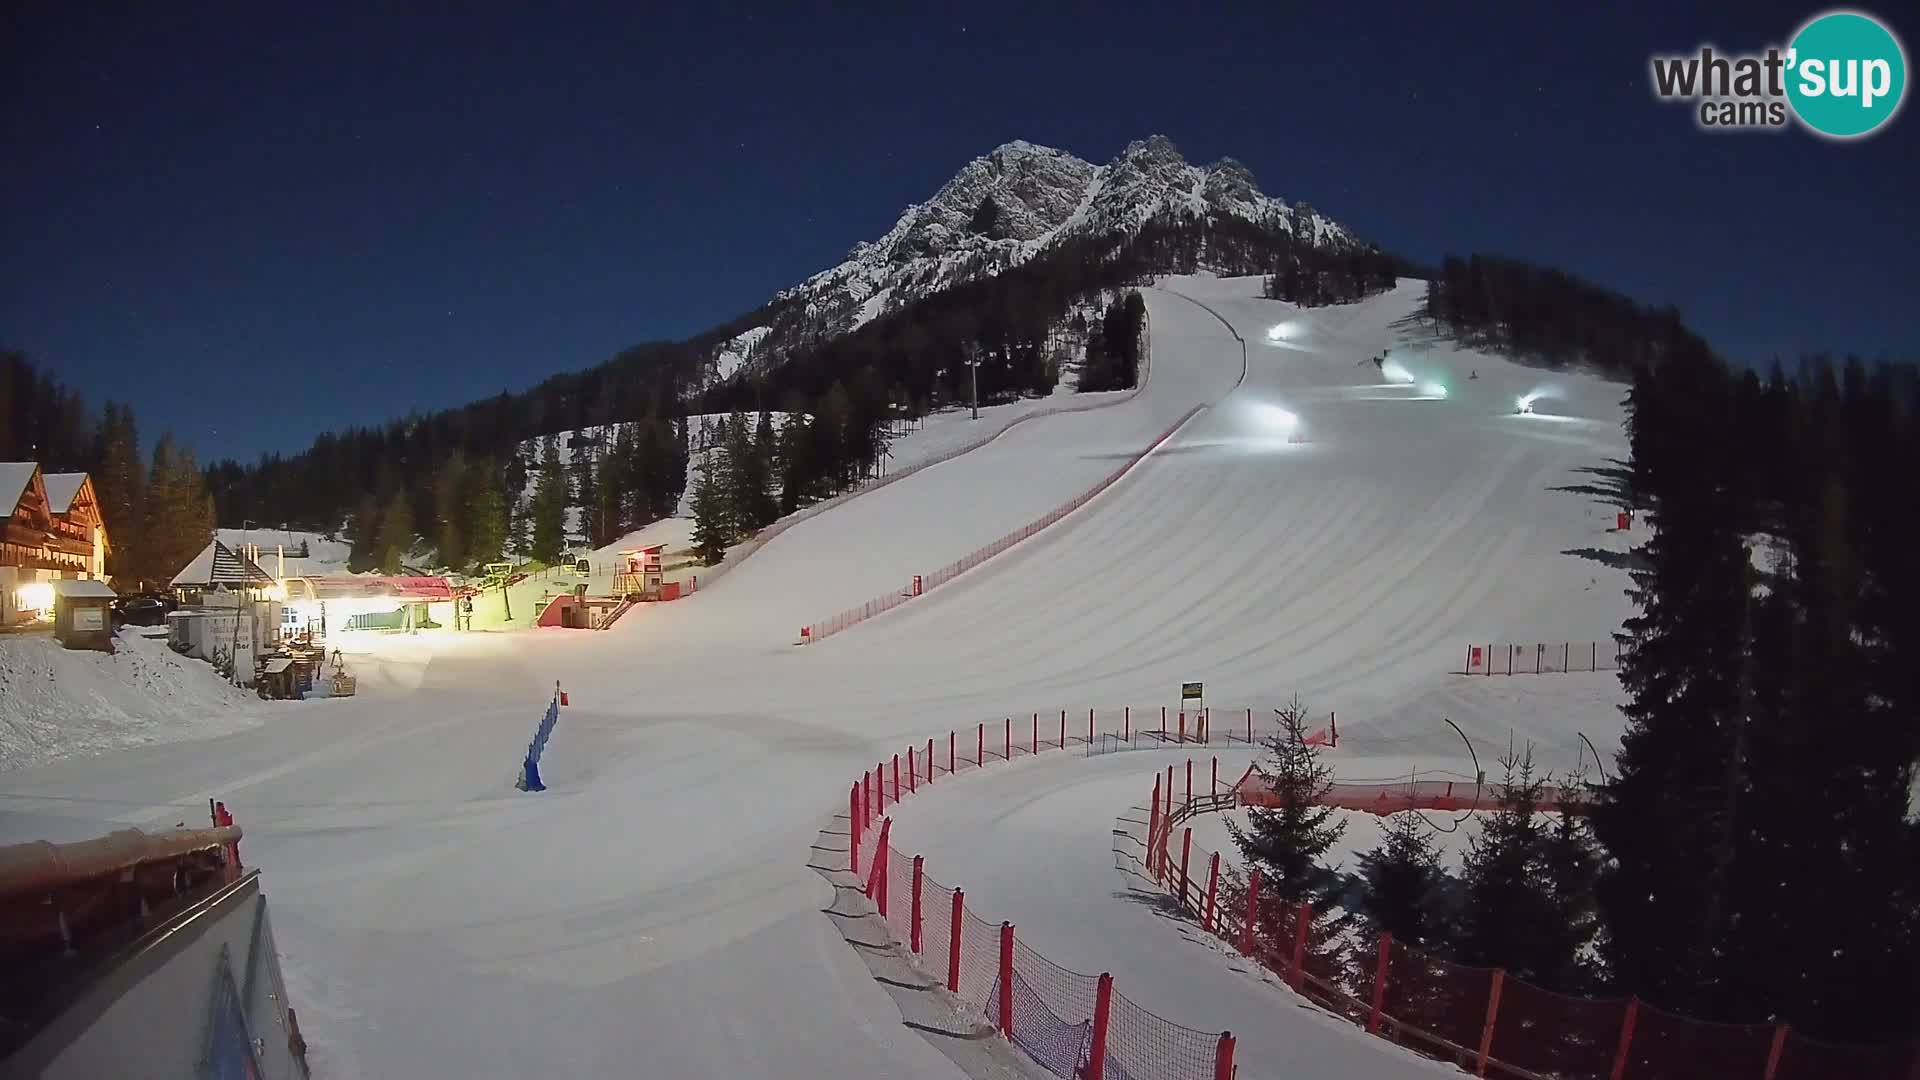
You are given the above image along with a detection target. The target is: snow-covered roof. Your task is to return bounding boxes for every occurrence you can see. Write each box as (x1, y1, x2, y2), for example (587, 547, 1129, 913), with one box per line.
(170, 539, 275, 588)
(42, 472, 87, 513)
(0, 462, 37, 513)
(50, 579, 116, 599)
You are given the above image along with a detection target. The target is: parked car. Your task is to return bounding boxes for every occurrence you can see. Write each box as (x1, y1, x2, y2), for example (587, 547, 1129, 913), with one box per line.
(112, 594, 176, 627)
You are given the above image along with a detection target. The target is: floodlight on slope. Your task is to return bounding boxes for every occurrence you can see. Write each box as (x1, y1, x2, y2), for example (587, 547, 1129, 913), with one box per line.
(1266, 322, 1300, 343)
(1255, 404, 1300, 434)
(1421, 381, 1448, 399)
(1381, 360, 1416, 385)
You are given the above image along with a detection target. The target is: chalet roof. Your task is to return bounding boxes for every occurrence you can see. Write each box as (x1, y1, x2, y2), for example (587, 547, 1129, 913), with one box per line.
(42, 473, 87, 514)
(170, 539, 275, 589)
(50, 579, 117, 599)
(0, 463, 37, 514)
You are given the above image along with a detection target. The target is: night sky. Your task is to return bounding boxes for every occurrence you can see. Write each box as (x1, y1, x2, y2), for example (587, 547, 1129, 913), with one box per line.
(4, 2, 1915, 462)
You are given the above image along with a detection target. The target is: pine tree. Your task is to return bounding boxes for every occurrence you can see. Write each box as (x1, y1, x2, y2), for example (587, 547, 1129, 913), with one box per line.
(434, 451, 468, 570)
(1353, 811, 1450, 949)
(1226, 697, 1345, 906)
(1458, 747, 1589, 988)
(688, 459, 729, 566)
(140, 436, 213, 585)
(724, 411, 777, 536)
(777, 415, 813, 514)
(347, 494, 381, 573)
(463, 463, 507, 569)
(1593, 345, 1755, 1013)
(529, 435, 568, 564)
(95, 402, 144, 583)
(376, 486, 414, 574)
(720, 412, 754, 539)
(595, 427, 629, 546)
(572, 437, 599, 546)
(507, 495, 531, 560)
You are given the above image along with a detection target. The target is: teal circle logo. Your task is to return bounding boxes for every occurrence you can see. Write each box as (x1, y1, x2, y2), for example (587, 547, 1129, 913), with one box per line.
(1786, 10, 1907, 138)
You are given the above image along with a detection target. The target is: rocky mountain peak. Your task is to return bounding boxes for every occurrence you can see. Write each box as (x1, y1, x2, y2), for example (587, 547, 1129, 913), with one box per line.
(729, 135, 1363, 385)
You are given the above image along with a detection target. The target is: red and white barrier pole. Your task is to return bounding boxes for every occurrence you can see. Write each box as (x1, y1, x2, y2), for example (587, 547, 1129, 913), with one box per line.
(1124, 706, 1130, 741)
(1246, 707, 1253, 744)
(1213, 1032, 1236, 1080)
(849, 784, 862, 875)
(1476, 970, 1506, 1076)
(1147, 776, 1162, 876)
(1179, 828, 1193, 908)
(910, 855, 924, 953)
(907, 746, 917, 793)
(1242, 870, 1262, 954)
(949, 731, 956, 774)
(1331, 710, 1339, 748)
(1087, 973, 1113, 1078)
(1185, 759, 1193, 805)
(1087, 707, 1094, 745)
(892, 754, 901, 802)
(948, 888, 964, 993)
(1763, 1024, 1789, 1080)
(1160, 706, 1166, 737)
(1004, 717, 1011, 760)
(926, 738, 935, 779)
(1211, 756, 1218, 796)
(1204, 852, 1220, 932)
(997, 923, 1015, 1037)
(1369, 932, 1392, 1034)
(1178, 709, 1186, 743)
(1031, 713, 1038, 755)
(977, 723, 984, 766)
(1609, 997, 1640, 1080)
(1059, 709, 1066, 749)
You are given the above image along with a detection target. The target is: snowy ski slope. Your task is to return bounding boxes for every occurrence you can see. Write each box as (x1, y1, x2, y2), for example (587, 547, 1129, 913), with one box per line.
(0, 276, 1636, 1079)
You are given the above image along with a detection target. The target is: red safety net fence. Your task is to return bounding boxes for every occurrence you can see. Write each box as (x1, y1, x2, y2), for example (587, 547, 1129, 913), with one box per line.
(848, 727, 1237, 1080)
(803, 404, 1205, 644)
(1142, 761, 1920, 1080)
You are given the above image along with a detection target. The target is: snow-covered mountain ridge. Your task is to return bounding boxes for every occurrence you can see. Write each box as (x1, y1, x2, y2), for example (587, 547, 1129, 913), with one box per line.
(703, 135, 1361, 385)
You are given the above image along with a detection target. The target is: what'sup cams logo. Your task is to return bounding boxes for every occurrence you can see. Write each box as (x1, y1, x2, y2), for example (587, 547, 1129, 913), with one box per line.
(1651, 9, 1907, 138)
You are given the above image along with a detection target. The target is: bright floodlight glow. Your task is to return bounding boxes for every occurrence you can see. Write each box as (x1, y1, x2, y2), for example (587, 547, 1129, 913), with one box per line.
(1517, 394, 1536, 414)
(1381, 360, 1415, 384)
(15, 582, 54, 612)
(1421, 381, 1448, 399)
(1266, 322, 1299, 342)
(1254, 404, 1300, 433)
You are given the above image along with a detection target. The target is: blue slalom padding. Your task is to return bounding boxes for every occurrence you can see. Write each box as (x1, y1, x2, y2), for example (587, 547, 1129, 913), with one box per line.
(516, 696, 561, 792)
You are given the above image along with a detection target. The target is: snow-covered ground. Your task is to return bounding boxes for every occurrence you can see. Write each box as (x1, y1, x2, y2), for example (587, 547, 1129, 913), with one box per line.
(0, 276, 1638, 1078)
(0, 629, 272, 772)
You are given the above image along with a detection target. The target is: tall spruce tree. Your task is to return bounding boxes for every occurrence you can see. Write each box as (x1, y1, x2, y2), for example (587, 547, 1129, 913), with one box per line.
(529, 435, 568, 564)
(434, 451, 468, 570)
(463, 462, 506, 568)
(594, 427, 629, 546)
(1593, 343, 1756, 1013)
(95, 402, 144, 582)
(347, 494, 381, 573)
(376, 486, 414, 573)
(1226, 697, 1345, 907)
(1459, 747, 1590, 989)
(688, 459, 729, 566)
(1352, 811, 1450, 950)
(720, 412, 755, 539)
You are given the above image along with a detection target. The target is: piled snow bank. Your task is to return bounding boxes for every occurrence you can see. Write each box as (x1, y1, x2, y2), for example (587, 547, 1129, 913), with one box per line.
(0, 630, 265, 772)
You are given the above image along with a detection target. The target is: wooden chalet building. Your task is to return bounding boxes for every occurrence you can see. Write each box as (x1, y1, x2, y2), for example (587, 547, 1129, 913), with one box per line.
(2, 463, 112, 625)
